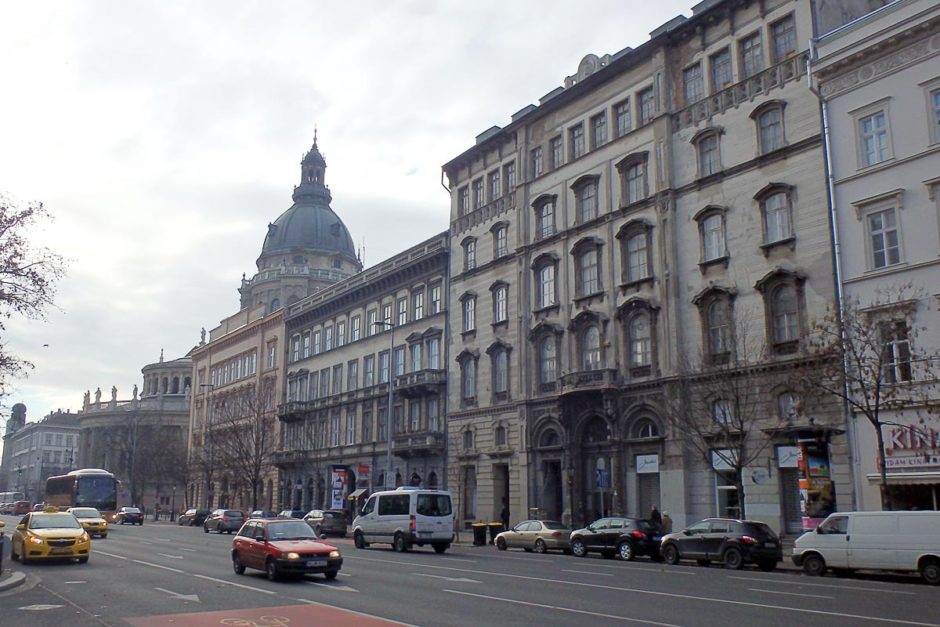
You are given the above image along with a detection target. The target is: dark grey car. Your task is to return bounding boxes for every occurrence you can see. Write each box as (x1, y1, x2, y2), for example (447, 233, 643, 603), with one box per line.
(203, 509, 246, 534)
(304, 509, 348, 537)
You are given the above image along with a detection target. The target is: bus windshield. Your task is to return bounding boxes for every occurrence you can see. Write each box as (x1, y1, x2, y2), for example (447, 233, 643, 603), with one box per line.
(76, 476, 117, 510)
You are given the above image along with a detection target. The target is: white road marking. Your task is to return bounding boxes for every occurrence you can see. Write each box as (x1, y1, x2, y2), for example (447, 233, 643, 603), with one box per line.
(94, 550, 127, 560)
(727, 575, 918, 595)
(291, 598, 417, 626)
(444, 589, 680, 627)
(63, 581, 86, 584)
(179, 548, 197, 552)
(304, 581, 358, 592)
(18, 605, 65, 611)
(749, 588, 834, 600)
(439, 557, 477, 563)
(349, 555, 940, 626)
(157, 553, 184, 559)
(191, 574, 277, 595)
(154, 587, 200, 603)
(412, 573, 481, 583)
(132, 559, 184, 574)
(563, 569, 613, 577)
(156, 538, 171, 542)
(586, 562, 696, 575)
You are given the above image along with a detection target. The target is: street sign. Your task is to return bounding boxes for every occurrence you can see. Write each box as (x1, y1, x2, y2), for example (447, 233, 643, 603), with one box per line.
(594, 469, 610, 489)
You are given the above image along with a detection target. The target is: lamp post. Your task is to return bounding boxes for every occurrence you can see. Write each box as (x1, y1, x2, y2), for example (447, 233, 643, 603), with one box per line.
(171, 485, 177, 522)
(198, 383, 215, 509)
(373, 320, 395, 490)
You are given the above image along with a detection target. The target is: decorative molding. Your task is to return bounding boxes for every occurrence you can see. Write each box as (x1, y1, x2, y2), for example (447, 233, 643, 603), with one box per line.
(819, 32, 940, 99)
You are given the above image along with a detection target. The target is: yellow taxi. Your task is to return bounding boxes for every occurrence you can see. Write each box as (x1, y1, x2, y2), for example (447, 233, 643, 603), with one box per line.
(66, 507, 109, 539)
(11, 506, 91, 564)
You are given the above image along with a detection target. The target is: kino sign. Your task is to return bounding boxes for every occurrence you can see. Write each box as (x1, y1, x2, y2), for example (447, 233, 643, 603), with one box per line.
(884, 426, 940, 470)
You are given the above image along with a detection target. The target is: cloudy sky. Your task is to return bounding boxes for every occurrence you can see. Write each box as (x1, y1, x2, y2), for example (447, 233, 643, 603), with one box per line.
(1, 0, 693, 426)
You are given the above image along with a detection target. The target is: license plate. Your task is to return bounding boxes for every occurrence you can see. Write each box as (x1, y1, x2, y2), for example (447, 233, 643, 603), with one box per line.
(50, 548, 72, 555)
(306, 559, 327, 567)
(764, 542, 777, 548)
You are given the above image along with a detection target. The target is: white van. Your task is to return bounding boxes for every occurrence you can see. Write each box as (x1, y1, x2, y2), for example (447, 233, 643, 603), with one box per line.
(352, 487, 455, 553)
(792, 511, 940, 584)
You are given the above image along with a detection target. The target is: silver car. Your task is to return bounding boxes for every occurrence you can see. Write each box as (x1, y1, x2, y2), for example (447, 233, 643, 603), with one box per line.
(495, 520, 571, 554)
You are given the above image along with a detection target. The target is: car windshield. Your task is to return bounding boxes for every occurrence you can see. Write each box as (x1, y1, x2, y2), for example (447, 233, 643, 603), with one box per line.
(29, 514, 81, 530)
(123, 508, 141, 513)
(542, 521, 568, 530)
(225, 511, 244, 517)
(71, 508, 100, 518)
(636, 520, 656, 532)
(416, 494, 452, 516)
(266, 521, 318, 540)
(322, 511, 342, 519)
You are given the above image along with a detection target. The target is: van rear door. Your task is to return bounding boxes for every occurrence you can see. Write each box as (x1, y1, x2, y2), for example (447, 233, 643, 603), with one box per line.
(414, 493, 453, 541)
(848, 514, 898, 570)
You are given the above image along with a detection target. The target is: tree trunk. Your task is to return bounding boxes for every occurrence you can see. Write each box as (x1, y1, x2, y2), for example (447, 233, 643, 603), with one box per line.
(735, 471, 747, 520)
(875, 421, 891, 510)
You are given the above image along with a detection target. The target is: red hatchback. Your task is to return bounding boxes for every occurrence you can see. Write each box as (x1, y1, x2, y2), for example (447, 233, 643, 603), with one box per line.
(231, 518, 342, 581)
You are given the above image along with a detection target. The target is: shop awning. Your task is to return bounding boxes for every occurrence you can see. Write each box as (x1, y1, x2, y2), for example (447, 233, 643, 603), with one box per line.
(866, 472, 940, 485)
(347, 488, 368, 500)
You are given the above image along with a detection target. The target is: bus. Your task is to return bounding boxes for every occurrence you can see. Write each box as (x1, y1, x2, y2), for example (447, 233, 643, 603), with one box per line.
(45, 469, 119, 521)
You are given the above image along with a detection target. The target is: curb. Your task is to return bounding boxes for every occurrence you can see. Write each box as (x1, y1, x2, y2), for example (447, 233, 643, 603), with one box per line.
(0, 571, 26, 592)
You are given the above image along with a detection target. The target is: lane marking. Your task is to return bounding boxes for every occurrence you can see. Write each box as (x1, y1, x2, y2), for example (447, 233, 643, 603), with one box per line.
(157, 553, 184, 559)
(584, 561, 696, 575)
(154, 587, 201, 603)
(191, 573, 277, 595)
(349, 555, 940, 626)
(749, 588, 834, 600)
(439, 557, 477, 563)
(727, 575, 918, 595)
(412, 573, 480, 583)
(179, 548, 197, 552)
(64, 581, 86, 584)
(444, 589, 680, 627)
(563, 569, 613, 577)
(132, 559, 184, 574)
(304, 581, 358, 592)
(94, 550, 128, 560)
(19, 605, 64, 611)
(289, 598, 418, 626)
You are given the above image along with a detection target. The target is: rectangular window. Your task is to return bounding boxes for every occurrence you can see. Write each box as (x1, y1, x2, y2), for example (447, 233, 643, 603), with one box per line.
(410, 343, 422, 372)
(537, 202, 555, 239)
(394, 346, 405, 377)
(394, 404, 404, 435)
(550, 136, 563, 169)
(310, 371, 319, 399)
(624, 162, 645, 204)
(362, 410, 372, 443)
(351, 315, 361, 341)
(428, 337, 441, 370)
(397, 297, 408, 325)
(367, 310, 377, 336)
(330, 413, 341, 446)
(739, 32, 764, 78)
(379, 351, 390, 383)
(494, 225, 508, 258)
(430, 284, 442, 314)
(290, 335, 301, 362)
(313, 330, 321, 354)
(382, 303, 392, 326)
(538, 265, 556, 308)
(319, 368, 330, 398)
(771, 14, 797, 63)
(614, 99, 632, 137)
(710, 48, 732, 92)
(859, 111, 889, 166)
(463, 297, 475, 332)
(931, 88, 940, 144)
(412, 291, 424, 320)
(347, 359, 359, 389)
(464, 239, 476, 271)
(591, 113, 607, 149)
(577, 182, 597, 223)
(638, 88, 655, 125)
(45, 433, 53, 445)
(458, 186, 469, 215)
(364, 355, 375, 387)
(489, 170, 500, 201)
(530, 146, 543, 178)
(332, 365, 342, 395)
(683, 63, 704, 103)
(409, 402, 421, 432)
(882, 321, 912, 383)
(504, 161, 516, 191)
(324, 326, 333, 351)
(427, 397, 440, 432)
(493, 285, 507, 323)
(302, 331, 311, 359)
(702, 214, 725, 261)
(868, 208, 900, 268)
(346, 409, 356, 445)
(472, 178, 484, 209)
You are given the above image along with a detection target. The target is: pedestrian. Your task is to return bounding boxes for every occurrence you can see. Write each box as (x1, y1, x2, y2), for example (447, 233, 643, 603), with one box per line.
(660, 511, 673, 534)
(649, 505, 662, 528)
(500, 498, 510, 530)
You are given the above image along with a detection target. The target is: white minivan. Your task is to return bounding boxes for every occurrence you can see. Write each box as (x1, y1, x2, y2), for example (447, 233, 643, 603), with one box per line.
(352, 487, 455, 553)
(792, 511, 940, 584)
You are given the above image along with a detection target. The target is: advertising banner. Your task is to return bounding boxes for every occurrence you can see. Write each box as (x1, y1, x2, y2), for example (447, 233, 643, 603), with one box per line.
(330, 466, 348, 510)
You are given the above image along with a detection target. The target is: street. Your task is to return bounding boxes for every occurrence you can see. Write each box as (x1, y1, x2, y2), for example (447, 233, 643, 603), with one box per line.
(1, 515, 939, 627)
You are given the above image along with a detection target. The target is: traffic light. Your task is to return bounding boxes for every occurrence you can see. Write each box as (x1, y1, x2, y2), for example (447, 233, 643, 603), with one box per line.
(17, 469, 22, 477)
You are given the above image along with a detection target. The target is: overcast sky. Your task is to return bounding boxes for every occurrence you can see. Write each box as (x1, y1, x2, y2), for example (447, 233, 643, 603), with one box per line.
(1, 0, 693, 427)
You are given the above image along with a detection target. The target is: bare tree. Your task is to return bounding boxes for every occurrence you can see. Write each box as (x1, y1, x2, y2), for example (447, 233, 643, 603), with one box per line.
(803, 284, 939, 508)
(663, 315, 790, 520)
(0, 197, 66, 398)
(211, 378, 279, 511)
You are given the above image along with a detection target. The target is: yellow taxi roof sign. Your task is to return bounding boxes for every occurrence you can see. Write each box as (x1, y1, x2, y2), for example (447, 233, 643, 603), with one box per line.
(44, 505, 60, 513)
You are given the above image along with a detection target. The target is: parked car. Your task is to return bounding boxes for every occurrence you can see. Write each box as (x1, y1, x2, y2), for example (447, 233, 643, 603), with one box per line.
(352, 487, 454, 553)
(10, 507, 91, 563)
(495, 520, 571, 554)
(177, 508, 210, 526)
(277, 509, 307, 519)
(204, 509, 246, 534)
(661, 518, 781, 571)
(569, 517, 662, 561)
(13, 501, 32, 515)
(249, 510, 278, 519)
(0, 503, 10, 514)
(231, 518, 342, 581)
(67, 507, 109, 538)
(792, 511, 940, 584)
(115, 507, 144, 525)
(303, 509, 348, 537)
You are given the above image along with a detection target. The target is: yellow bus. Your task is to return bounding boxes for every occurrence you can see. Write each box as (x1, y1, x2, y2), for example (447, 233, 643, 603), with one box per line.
(45, 469, 119, 521)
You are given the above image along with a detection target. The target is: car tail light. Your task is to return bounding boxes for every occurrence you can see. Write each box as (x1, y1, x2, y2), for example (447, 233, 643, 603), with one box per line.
(410, 514, 416, 534)
(222, 516, 229, 522)
(740, 536, 757, 545)
(632, 530, 645, 539)
(551, 531, 562, 538)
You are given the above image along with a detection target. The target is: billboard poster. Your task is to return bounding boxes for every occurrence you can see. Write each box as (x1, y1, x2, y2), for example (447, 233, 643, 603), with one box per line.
(330, 466, 348, 510)
(798, 442, 835, 530)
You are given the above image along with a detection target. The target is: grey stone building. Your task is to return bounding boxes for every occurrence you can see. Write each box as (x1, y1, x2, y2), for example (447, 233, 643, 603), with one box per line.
(1, 405, 80, 502)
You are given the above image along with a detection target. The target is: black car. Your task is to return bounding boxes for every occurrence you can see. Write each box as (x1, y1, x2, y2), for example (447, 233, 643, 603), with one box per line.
(177, 509, 210, 526)
(116, 506, 144, 525)
(277, 509, 306, 520)
(660, 518, 782, 571)
(569, 517, 662, 560)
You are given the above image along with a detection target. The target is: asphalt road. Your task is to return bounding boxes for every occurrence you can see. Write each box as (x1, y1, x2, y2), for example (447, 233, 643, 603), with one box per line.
(1, 514, 939, 627)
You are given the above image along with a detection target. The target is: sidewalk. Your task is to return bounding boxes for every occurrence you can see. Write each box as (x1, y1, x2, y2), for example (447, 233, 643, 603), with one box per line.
(0, 569, 26, 592)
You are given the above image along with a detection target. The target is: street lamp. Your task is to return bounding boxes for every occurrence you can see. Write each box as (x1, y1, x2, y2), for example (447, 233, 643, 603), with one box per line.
(198, 383, 215, 509)
(373, 319, 395, 491)
(171, 485, 177, 522)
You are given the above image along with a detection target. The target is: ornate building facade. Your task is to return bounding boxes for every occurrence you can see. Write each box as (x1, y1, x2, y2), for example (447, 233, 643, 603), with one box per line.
(1, 405, 80, 502)
(443, 0, 851, 533)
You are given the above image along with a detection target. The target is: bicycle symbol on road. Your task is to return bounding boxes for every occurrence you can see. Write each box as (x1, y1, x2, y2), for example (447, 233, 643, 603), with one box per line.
(220, 616, 291, 627)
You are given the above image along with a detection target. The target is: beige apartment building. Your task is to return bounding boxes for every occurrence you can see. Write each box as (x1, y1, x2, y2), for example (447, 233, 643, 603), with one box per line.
(188, 137, 362, 513)
(275, 234, 449, 519)
(443, 0, 850, 534)
(813, 0, 940, 511)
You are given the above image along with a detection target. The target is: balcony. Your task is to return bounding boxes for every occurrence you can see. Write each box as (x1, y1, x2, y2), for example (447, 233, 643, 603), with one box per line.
(559, 368, 619, 395)
(393, 431, 445, 459)
(394, 369, 446, 398)
(271, 449, 309, 465)
(672, 52, 809, 131)
(452, 195, 514, 236)
(276, 401, 313, 421)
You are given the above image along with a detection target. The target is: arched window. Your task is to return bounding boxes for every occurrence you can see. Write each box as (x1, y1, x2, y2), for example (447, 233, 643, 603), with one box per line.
(632, 418, 660, 439)
(572, 176, 599, 223)
(755, 270, 805, 354)
(751, 101, 787, 155)
(540, 429, 560, 447)
(459, 357, 477, 404)
(629, 313, 652, 368)
(584, 417, 609, 443)
(697, 290, 734, 364)
(581, 325, 603, 371)
(428, 471, 439, 489)
(777, 391, 799, 420)
(172, 377, 180, 394)
(698, 209, 727, 263)
(492, 347, 509, 397)
(763, 191, 792, 244)
(538, 337, 557, 386)
(576, 248, 600, 296)
(616, 153, 648, 206)
(533, 196, 556, 240)
(771, 284, 799, 343)
(462, 237, 477, 271)
(532, 254, 558, 310)
(269, 298, 281, 313)
(617, 221, 653, 284)
(463, 429, 474, 451)
(693, 130, 721, 177)
(495, 425, 507, 447)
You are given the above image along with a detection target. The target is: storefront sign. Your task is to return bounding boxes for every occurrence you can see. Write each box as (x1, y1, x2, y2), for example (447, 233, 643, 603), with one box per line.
(777, 446, 799, 468)
(883, 454, 940, 469)
(636, 454, 659, 474)
(887, 426, 940, 452)
(711, 449, 736, 471)
(357, 464, 370, 480)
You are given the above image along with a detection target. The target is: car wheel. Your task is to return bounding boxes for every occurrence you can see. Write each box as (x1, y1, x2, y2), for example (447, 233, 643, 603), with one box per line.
(618, 541, 635, 561)
(354, 531, 367, 549)
(723, 547, 744, 570)
(433, 543, 449, 554)
(324, 570, 338, 580)
(662, 543, 680, 565)
(919, 559, 940, 585)
(266, 559, 279, 581)
(218, 527, 224, 534)
(393, 532, 408, 553)
(802, 553, 826, 577)
(232, 553, 246, 575)
(496, 537, 507, 551)
(204, 525, 209, 533)
(78, 556, 89, 564)
(758, 560, 778, 572)
(532, 539, 547, 554)
(571, 539, 587, 558)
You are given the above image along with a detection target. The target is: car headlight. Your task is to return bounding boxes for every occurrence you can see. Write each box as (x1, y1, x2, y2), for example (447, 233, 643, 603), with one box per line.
(285, 552, 300, 560)
(329, 550, 341, 558)
(28, 536, 44, 545)
(80, 532, 90, 542)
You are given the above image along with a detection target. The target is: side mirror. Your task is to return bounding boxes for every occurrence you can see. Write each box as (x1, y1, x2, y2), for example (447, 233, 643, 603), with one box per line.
(16, 524, 26, 531)
(255, 534, 265, 542)
(815, 527, 822, 534)
(320, 534, 327, 540)
(682, 530, 691, 536)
